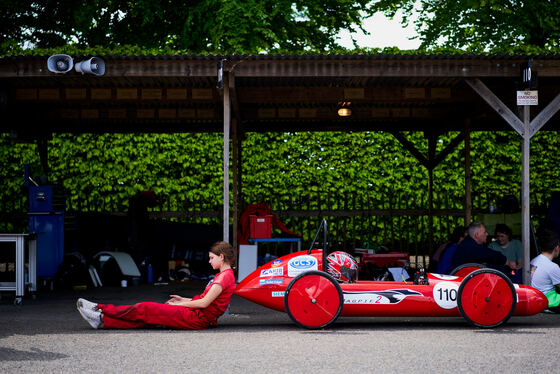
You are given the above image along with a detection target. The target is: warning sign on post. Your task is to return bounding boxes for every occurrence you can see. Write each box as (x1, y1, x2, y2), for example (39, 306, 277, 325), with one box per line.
(517, 90, 538, 106)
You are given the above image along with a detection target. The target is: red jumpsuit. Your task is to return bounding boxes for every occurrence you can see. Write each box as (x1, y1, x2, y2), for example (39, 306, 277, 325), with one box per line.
(99, 268, 236, 330)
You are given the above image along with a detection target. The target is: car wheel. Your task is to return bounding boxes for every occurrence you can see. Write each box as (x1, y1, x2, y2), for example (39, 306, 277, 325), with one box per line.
(450, 263, 485, 278)
(284, 270, 343, 329)
(457, 268, 517, 328)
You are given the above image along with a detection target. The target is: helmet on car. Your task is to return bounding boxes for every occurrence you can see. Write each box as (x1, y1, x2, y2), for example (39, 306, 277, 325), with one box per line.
(326, 251, 358, 283)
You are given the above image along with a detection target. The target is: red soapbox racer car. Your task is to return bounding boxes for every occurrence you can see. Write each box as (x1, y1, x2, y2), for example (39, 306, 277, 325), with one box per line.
(234, 224, 548, 329)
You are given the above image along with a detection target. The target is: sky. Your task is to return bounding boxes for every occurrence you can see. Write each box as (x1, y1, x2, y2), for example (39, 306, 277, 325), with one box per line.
(336, 10, 421, 50)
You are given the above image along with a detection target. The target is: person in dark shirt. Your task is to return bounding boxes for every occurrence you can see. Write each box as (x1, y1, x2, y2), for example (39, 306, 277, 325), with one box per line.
(437, 226, 467, 274)
(452, 221, 516, 271)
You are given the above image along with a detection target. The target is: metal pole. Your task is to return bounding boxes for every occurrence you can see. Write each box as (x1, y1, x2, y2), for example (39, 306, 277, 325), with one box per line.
(427, 135, 436, 267)
(232, 118, 240, 249)
(223, 73, 230, 243)
(464, 120, 472, 225)
(323, 220, 328, 271)
(522, 105, 531, 285)
(428, 167, 434, 264)
(16, 235, 24, 301)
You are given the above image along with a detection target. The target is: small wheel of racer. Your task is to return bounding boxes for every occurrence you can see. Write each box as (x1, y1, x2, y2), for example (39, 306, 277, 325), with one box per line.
(457, 268, 517, 328)
(284, 270, 344, 329)
(450, 263, 485, 277)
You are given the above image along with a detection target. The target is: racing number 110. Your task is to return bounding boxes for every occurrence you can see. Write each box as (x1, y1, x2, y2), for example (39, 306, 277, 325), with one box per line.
(438, 288, 457, 301)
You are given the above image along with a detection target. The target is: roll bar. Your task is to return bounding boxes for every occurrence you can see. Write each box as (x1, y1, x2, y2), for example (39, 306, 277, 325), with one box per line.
(307, 219, 328, 271)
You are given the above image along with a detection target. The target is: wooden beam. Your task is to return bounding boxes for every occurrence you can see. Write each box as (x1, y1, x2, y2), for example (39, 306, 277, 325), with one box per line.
(3, 57, 560, 80)
(228, 73, 241, 124)
(465, 120, 472, 225)
(237, 86, 476, 103)
(465, 78, 525, 136)
(37, 138, 49, 178)
(393, 130, 465, 171)
(273, 208, 474, 217)
(113, 207, 506, 220)
(0, 59, 219, 78)
(529, 92, 560, 138)
(391, 132, 430, 169)
(231, 59, 560, 78)
(466, 78, 560, 285)
(432, 131, 466, 167)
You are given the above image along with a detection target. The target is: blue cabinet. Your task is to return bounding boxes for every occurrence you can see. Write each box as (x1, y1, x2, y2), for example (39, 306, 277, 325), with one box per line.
(28, 186, 65, 278)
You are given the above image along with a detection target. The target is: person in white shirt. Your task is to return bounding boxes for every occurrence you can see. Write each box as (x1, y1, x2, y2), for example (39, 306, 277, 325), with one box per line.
(530, 229, 560, 313)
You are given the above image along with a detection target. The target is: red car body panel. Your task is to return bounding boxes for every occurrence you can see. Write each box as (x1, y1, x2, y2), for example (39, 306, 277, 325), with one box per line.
(234, 250, 548, 318)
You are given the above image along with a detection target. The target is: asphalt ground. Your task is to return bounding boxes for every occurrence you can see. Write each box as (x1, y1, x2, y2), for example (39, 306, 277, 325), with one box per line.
(1, 282, 559, 373)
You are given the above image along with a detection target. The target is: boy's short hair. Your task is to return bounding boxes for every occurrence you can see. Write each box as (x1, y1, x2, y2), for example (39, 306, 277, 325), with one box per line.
(538, 228, 560, 253)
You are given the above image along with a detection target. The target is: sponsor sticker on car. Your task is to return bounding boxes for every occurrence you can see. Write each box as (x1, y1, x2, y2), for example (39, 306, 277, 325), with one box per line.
(260, 267, 284, 277)
(271, 259, 282, 267)
(259, 278, 284, 286)
(343, 289, 422, 304)
(287, 255, 318, 277)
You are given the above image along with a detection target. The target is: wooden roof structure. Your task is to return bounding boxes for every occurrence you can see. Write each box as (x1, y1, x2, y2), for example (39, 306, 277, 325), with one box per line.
(1, 54, 560, 134)
(2, 53, 560, 284)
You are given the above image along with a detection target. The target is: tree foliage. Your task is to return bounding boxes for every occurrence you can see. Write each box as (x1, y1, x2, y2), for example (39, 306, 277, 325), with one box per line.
(1, 0, 374, 54)
(371, 0, 560, 52)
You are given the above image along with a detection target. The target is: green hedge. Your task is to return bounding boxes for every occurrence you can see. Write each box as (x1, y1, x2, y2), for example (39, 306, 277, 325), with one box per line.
(2, 130, 559, 248)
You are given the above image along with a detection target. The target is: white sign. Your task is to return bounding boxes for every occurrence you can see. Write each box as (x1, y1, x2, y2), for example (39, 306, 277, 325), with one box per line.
(516, 90, 538, 106)
(433, 281, 459, 309)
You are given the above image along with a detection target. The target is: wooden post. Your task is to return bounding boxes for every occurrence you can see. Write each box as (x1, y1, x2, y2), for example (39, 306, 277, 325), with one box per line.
(232, 118, 242, 249)
(37, 138, 50, 179)
(522, 105, 531, 285)
(465, 79, 560, 284)
(465, 120, 472, 225)
(392, 130, 465, 262)
(427, 135, 436, 260)
(223, 72, 230, 243)
(427, 167, 434, 260)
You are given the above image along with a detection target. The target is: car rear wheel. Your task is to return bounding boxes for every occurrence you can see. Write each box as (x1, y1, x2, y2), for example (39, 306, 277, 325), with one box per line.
(284, 270, 343, 329)
(457, 268, 517, 328)
(450, 263, 485, 278)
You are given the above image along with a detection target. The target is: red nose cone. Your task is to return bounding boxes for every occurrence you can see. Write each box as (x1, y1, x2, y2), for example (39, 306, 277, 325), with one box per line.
(514, 285, 549, 316)
(531, 289, 550, 314)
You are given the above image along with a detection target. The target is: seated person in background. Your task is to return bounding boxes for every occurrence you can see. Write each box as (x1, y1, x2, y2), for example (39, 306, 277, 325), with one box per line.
(489, 224, 523, 282)
(436, 226, 467, 274)
(429, 234, 454, 272)
(452, 221, 516, 271)
(530, 229, 560, 313)
(429, 227, 462, 273)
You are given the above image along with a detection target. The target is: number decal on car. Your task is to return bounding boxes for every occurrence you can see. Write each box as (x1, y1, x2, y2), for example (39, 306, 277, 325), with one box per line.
(433, 281, 459, 309)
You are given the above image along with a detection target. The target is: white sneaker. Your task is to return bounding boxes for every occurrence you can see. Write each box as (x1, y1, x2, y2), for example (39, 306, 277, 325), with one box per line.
(77, 306, 102, 329)
(77, 298, 98, 312)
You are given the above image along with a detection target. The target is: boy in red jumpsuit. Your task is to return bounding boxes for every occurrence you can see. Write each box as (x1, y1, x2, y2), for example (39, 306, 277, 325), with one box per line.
(77, 241, 236, 330)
